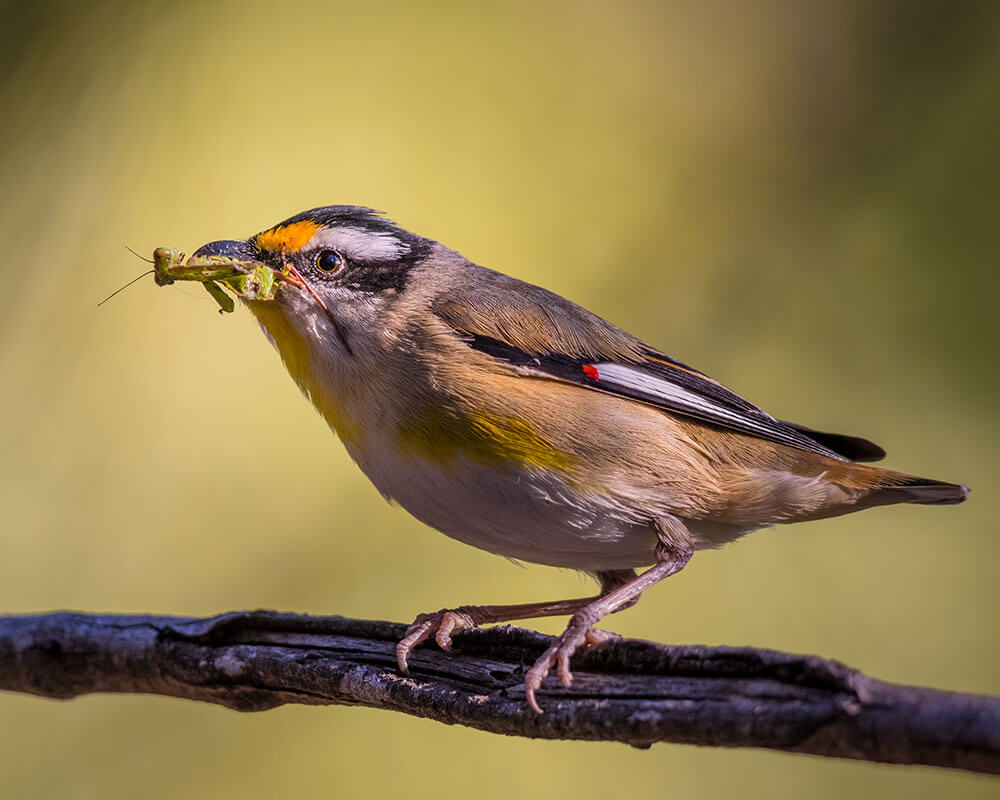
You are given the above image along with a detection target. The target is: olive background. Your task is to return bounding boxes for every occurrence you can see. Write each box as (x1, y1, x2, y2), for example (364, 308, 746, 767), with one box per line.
(1, 1, 997, 797)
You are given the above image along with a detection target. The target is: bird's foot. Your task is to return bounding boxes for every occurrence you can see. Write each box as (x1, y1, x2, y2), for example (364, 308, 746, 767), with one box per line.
(523, 613, 618, 714)
(396, 606, 481, 673)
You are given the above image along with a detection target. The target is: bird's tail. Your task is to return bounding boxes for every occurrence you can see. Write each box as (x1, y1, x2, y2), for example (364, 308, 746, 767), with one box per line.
(861, 475, 969, 509)
(778, 460, 968, 524)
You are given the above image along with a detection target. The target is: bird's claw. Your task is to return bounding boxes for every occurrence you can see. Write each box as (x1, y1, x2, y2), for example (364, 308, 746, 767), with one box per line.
(523, 618, 617, 714)
(396, 605, 620, 714)
(396, 608, 478, 673)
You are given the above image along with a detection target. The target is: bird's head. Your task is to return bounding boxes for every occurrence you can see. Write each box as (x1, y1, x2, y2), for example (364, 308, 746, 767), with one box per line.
(193, 206, 436, 362)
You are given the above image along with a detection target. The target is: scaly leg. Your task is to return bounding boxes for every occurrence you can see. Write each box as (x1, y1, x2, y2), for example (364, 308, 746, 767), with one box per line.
(399, 519, 694, 712)
(523, 540, 693, 712)
(396, 569, 636, 674)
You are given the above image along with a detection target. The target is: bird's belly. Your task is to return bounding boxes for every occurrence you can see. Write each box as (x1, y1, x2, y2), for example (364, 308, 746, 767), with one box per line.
(352, 442, 660, 571)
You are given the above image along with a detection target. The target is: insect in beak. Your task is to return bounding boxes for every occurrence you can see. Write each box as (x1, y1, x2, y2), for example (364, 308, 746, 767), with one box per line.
(101, 239, 353, 357)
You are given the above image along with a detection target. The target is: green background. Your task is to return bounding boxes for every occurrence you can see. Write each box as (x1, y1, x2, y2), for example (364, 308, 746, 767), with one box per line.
(1, 1, 997, 797)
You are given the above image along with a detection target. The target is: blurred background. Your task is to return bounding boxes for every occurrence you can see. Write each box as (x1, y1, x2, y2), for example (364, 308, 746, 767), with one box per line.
(1, 0, 997, 797)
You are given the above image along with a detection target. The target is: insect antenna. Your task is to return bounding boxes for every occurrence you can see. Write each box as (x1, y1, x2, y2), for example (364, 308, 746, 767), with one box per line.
(125, 246, 154, 264)
(98, 270, 155, 307)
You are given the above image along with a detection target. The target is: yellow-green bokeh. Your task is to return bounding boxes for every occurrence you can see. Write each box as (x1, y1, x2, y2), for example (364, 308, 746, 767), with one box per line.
(1, 1, 997, 797)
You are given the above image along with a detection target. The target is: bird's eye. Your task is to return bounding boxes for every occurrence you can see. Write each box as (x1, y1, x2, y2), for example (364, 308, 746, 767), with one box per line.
(315, 250, 344, 273)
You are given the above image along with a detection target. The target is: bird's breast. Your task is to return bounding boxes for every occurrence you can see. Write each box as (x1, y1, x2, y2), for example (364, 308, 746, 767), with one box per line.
(354, 425, 661, 570)
(392, 402, 579, 475)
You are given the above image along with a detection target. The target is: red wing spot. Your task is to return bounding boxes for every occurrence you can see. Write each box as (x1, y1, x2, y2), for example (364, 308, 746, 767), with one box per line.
(582, 364, 599, 381)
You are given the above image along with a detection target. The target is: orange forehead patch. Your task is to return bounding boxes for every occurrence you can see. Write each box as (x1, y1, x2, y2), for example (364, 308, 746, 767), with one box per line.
(255, 220, 322, 253)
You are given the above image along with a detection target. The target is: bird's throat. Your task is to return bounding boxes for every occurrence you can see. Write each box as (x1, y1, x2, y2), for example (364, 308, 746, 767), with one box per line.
(248, 299, 364, 447)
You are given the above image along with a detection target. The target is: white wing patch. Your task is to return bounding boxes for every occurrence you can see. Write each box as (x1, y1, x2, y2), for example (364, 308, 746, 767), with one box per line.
(593, 363, 770, 427)
(589, 362, 844, 458)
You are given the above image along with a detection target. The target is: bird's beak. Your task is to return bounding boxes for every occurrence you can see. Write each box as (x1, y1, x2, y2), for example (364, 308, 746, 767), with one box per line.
(190, 238, 305, 292)
(191, 239, 258, 260)
(192, 239, 354, 356)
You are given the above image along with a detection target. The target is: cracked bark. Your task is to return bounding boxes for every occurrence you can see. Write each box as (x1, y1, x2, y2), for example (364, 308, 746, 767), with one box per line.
(0, 610, 997, 775)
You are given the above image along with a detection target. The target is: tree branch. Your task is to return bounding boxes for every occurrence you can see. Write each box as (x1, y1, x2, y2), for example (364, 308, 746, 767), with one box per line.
(0, 611, 996, 774)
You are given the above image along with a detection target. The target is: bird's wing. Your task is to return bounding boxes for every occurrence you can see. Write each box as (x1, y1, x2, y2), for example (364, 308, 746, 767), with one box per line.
(433, 274, 884, 462)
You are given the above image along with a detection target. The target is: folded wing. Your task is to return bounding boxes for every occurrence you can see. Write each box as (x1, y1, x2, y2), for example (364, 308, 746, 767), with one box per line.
(433, 272, 884, 463)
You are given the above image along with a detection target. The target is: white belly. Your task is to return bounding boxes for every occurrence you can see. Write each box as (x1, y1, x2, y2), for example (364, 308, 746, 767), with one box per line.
(348, 435, 661, 571)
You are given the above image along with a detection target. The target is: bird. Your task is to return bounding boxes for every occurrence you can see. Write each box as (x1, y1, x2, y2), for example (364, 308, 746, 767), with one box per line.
(190, 205, 968, 713)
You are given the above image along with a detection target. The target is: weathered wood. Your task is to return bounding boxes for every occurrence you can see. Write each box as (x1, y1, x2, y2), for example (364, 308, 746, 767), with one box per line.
(0, 610, 997, 774)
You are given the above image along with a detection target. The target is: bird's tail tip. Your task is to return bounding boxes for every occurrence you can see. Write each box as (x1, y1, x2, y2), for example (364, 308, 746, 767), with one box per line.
(881, 477, 970, 506)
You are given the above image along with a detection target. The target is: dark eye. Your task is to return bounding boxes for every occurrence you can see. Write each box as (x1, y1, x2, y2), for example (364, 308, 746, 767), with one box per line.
(315, 250, 344, 273)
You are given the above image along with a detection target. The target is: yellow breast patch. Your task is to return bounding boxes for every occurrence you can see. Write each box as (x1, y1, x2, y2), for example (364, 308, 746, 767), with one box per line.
(395, 405, 576, 473)
(255, 220, 322, 253)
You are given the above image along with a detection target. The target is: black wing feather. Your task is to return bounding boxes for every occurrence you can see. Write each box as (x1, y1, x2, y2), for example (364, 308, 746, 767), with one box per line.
(778, 421, 886, 462)
(461, 333, 875, 461)
(434, 273, 883, 462)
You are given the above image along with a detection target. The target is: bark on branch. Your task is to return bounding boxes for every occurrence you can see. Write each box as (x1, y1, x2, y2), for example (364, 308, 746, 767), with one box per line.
(0, 611, 996, 774)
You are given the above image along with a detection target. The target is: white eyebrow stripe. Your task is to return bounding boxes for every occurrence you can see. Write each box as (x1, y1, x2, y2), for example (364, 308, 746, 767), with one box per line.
(309, 226, 408, 261)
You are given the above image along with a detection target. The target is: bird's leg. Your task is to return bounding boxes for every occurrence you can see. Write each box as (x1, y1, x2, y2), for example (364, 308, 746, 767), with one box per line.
(524, 519, 694, 713)
(398, 521, 693, 713)
(396, 569, 636, 674)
